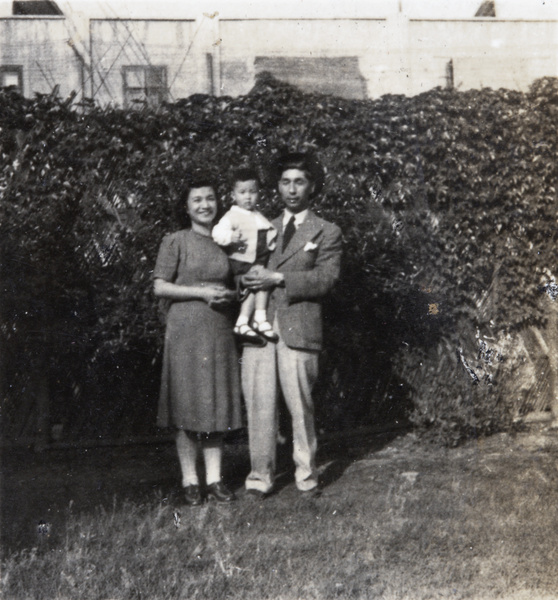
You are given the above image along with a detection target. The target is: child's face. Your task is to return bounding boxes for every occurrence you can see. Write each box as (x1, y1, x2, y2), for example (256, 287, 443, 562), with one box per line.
(232, 179, 259, 211)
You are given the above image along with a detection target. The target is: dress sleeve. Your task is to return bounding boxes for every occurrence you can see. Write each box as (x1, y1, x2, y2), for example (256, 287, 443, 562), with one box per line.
(153, 233, 180, 282)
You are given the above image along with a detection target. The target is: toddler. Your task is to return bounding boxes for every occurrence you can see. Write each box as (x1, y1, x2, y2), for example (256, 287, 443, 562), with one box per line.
(212, 168, 278, 345)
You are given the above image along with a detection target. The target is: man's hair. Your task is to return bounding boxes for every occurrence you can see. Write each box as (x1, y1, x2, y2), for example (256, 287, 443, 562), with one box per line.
(275, 153, 314, 180)
(273, 152, 324, 196)
(231, 167, 260, 187)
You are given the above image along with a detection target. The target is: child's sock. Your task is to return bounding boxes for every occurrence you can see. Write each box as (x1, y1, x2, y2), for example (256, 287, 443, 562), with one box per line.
(235, 315, 249, 327)
(253, 310, 267, 324)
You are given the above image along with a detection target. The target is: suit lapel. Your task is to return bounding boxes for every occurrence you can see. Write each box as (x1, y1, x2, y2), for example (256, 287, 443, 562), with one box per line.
(274, 211, 323, 268)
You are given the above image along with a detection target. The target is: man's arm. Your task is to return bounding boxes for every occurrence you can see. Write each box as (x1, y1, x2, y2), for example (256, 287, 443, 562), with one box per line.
(242, 223, 342, 302)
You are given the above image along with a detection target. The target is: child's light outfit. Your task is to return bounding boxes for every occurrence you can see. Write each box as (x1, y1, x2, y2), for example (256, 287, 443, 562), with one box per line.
(212, 205, 277, 275)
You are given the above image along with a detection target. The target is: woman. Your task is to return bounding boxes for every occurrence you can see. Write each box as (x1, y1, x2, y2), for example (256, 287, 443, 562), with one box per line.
(153, 175, 242, 505)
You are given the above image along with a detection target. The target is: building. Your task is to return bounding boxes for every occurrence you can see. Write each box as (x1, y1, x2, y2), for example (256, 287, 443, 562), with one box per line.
(0, 0, 557, 106)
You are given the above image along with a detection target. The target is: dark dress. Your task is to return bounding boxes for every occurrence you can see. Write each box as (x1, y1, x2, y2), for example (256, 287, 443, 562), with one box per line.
(154, 229, 242, 432)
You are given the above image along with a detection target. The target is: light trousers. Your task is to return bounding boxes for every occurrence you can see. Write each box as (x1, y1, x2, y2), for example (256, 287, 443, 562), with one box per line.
(242, 332, 319, 493)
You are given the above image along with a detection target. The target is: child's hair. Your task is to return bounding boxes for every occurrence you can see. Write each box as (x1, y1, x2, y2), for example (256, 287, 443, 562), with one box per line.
(231, 167, 260, 188)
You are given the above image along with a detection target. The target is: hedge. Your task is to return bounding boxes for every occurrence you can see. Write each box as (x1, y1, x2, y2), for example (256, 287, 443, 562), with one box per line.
(1, 75, 557, 445)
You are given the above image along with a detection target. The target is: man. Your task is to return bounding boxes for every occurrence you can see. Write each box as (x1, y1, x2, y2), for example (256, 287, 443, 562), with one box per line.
(241, 152, 342, 497)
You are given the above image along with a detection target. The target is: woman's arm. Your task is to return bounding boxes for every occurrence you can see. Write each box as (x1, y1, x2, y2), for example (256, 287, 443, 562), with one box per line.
(154, 278, 235, 308)
(242, 223, 342, 301)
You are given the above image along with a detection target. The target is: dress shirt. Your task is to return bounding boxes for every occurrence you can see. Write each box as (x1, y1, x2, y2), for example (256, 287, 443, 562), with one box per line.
(282, 209, 309, 230)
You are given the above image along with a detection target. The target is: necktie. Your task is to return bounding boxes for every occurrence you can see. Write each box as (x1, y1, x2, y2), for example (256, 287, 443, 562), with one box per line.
(282, 215, 296, 251)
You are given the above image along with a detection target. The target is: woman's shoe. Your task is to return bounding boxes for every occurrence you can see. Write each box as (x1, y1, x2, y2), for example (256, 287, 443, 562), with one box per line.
(252, 320, 279, 343)
(183, 485, 203, 506)
(206, 481, 236, 503)
(233, 323, 266, 347)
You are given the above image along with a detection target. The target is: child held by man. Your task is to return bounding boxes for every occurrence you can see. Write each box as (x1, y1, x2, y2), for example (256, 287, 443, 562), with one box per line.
(212, 168, 278, 346)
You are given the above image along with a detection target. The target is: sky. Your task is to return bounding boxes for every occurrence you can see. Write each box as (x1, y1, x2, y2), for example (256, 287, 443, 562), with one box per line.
(0, 0, 557, 20)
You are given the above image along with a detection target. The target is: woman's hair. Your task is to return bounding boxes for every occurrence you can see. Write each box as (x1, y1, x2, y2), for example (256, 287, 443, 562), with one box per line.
(272, 152, 324, 196)
(173, 172, 220, 229)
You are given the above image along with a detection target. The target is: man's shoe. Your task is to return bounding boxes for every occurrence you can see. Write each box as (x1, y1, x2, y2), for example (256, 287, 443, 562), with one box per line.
(206, 481, 236, 503)
(183, 485, 203, 506)
(299, 486, 321, 499)
(245, 488, 267, 501)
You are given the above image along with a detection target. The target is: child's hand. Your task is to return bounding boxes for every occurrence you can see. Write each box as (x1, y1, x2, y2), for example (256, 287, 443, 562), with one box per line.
(231, 225, 247, 250)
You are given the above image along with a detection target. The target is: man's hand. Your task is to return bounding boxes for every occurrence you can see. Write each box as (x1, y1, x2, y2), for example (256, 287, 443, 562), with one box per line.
(242, 267, 284, 291)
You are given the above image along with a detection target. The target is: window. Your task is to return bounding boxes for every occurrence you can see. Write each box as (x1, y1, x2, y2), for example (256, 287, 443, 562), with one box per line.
(0, 66, 23, 94)
(122, 66, 167, 108)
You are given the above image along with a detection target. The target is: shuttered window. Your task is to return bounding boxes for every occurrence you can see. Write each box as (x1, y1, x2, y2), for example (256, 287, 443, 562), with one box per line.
(122, 66, 167, 108)
(0, 66, 23, 94)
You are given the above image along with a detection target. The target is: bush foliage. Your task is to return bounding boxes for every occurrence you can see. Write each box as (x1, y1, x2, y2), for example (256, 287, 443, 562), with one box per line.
(1, 76, 558, 444)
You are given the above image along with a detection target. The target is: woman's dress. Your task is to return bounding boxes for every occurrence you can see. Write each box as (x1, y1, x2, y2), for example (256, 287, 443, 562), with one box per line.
(154, 229, 242, 432)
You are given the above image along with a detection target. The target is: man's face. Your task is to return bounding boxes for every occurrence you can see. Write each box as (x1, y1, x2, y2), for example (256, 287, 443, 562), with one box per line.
(278, 169, 314, 214)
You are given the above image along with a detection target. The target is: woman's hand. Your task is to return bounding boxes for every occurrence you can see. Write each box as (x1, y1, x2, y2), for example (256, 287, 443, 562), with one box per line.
(200, 285, 236, 308)
(154, 279, 235, 307)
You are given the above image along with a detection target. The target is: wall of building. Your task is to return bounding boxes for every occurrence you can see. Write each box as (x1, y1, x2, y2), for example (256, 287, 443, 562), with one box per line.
(218, 18, 389, 98)
(1, 13, 557, 105)
(406, 19, 558, 95)
(89, 19, 209, 106)
(0, 16, 82, 98)
(219, 16, 558, 98)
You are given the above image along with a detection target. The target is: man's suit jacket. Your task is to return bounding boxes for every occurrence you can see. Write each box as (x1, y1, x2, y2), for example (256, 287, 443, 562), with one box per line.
(267, 210, 342, 352)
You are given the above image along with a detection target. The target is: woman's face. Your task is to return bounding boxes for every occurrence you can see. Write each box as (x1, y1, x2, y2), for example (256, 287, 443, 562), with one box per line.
(187, 186, 218, 227)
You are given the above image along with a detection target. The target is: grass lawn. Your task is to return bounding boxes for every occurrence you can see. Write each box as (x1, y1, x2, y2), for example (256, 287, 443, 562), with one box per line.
(2, 427, 558, 599)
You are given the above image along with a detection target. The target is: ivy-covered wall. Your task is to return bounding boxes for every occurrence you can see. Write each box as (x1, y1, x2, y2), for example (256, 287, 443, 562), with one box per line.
(2, 75, 557, 446)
